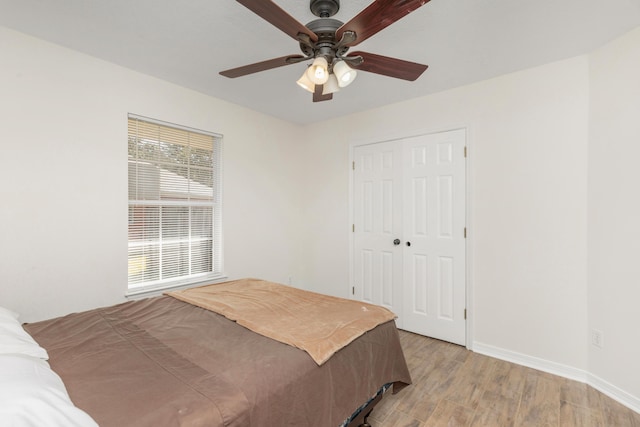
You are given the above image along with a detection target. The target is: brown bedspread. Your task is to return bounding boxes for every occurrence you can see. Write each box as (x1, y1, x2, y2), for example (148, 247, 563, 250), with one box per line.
(167, 278, 397, 365)
(25, 295, 411, 427)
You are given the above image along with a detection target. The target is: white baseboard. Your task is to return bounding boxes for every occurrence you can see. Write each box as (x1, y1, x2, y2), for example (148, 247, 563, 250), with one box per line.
(588, 372, 640, 414)
(472, 341, 640, 414)
(472, 342, 589, 382)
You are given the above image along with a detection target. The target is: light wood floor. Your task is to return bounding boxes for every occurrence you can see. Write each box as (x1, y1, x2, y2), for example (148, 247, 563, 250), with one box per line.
(369, 330, 640, 427)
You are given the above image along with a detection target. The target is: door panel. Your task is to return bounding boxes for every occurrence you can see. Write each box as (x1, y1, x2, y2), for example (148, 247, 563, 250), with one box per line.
(353, 141, 403, 320)
(402, 130, 466, 345)
(352, 129, 466, 345)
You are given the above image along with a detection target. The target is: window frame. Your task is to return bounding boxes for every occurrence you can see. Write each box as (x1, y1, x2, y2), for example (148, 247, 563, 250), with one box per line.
(126, 114, 224, 296)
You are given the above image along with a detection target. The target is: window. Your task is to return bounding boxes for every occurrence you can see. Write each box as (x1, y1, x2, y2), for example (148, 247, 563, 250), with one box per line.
(127, 114, 223, 293)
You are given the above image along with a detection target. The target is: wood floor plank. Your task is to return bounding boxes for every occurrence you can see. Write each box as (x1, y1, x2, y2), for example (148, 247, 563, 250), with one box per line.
(385, 412, 423, 427)
(600, 393, 640, 427)
(422, 399, 475, 427)
(515, 373, 561, 426)
(472, 397, 520, 427)
(472, 359, 527, 426)
(392, 387, 439, 422)
(559, 400, 603, 427)
(370, 331, 640, 427)
(443, 352, 497, 409)
(560, 378, 601, 409)
(482, 359, 527, 404)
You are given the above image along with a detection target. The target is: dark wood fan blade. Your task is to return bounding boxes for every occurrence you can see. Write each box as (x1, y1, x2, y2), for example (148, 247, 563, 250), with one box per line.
(349, 51, 428, 81)
(237, 0, 318, 42)
(313, 85, 333, 102)
(220, 55, 305, 78)
(336, 0, 431, 46)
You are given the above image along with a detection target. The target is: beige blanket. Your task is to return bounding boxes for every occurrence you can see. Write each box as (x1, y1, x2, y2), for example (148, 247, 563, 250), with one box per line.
(166, 278, 397, 365)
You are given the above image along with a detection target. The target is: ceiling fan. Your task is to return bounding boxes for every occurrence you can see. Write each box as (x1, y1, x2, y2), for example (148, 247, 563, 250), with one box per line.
(220, 0, 431, 102)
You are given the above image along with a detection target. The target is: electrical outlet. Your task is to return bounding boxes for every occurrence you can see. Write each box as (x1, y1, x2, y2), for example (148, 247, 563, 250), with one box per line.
(591, 329, 604, 349)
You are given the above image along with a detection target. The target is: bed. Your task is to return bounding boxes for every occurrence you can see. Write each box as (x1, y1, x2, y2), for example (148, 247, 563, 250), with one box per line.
(4, 279, 411, 426)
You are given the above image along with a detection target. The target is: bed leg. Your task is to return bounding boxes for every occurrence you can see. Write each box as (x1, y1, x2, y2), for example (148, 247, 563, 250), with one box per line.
(347, 387, 385, 427)
(356, 399, 376, 426)
(360, 407, 373, 426)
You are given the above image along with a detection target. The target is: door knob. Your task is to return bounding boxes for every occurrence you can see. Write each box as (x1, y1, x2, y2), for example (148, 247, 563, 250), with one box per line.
(406, 241, 411, 247)
(393, 238, 401, 245)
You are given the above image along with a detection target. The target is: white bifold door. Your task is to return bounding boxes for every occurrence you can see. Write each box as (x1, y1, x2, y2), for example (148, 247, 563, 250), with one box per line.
(352, 129, 466, 345)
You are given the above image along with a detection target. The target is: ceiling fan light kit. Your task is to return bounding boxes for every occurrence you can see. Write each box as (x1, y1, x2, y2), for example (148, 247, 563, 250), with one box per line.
(306, 56, 330, 84)
(333, 59, 357, 87)
(221, 0, 431, 102)
(296, 70, 316, 93)
(322, 74, 340, 95)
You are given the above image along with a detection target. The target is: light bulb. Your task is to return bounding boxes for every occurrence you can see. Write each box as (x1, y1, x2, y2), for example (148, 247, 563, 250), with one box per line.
(333, 60, 357, 88)
(306, 57, 329, 85)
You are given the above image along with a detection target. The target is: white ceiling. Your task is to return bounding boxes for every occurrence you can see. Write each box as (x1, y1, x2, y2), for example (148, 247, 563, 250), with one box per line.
(1, 0, 639, 125)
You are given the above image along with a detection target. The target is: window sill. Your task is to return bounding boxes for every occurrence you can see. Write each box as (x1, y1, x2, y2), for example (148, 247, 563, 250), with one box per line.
(125, 274, 229, 300)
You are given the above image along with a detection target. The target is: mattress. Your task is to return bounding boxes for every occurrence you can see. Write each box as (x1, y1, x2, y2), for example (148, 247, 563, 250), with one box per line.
(25, 294, 411, 426)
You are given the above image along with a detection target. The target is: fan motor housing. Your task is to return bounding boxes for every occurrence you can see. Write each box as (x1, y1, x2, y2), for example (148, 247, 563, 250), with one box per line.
(301, 18, 347, 58)
(306, 18, 342, 36)
(310, 0, 340, 18)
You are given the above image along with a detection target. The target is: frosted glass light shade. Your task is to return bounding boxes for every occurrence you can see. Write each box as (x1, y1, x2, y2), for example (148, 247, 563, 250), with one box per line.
(296, 70, 315, 93)
(333, 60, 357, 87)
(306, 57, 329, 85)
(322, 74, 340, 95)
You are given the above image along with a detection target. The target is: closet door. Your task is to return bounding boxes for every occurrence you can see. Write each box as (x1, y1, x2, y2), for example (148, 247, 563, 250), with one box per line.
(352, 141, 404, 323)
(352, 129, 467, 345)
(401, 129, 466, 345)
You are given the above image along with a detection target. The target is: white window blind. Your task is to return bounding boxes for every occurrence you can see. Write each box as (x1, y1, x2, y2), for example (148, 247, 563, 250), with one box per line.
(127, 114, 223, 292)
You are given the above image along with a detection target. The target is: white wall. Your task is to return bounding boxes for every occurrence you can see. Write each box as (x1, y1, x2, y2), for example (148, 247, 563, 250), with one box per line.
(301, 56, 590, 373)
(0, 26, 305, 322)
(2, 21, 639, 412)
(588, 27, 640, 405)
(299, 27, 640, 410)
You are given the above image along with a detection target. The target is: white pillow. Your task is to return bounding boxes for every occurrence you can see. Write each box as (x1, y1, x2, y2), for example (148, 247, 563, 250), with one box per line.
(0, 354, 98, 427)
(0, 307, 49, 359)
(0, 306, 20, 321)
